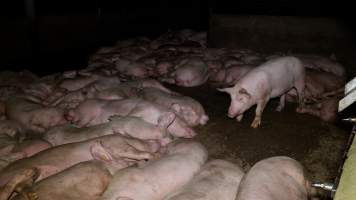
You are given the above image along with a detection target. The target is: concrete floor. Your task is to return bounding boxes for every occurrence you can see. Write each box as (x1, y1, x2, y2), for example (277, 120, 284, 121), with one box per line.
(166, 83, 351, 197)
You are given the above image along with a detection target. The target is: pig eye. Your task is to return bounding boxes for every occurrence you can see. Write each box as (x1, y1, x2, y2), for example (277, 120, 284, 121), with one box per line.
(82, 91, 88, 95)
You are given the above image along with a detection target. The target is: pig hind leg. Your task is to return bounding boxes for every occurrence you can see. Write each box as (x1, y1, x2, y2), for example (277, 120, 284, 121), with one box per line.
(294, 78, 306, 109)
(276, 94, 286, 112)
(251, 98, 268, 128)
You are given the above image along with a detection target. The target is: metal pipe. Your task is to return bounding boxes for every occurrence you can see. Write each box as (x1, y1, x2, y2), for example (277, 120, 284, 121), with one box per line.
(342, 118, 356, 123)
(312, 182, 336, 193)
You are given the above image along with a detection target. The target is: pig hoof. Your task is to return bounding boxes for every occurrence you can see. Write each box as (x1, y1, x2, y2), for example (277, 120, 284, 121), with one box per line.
(251, 120, 261, 128)
(275, 105, 283, 112)
(296, 107, 304, 113)
(24, 191, 38, 200)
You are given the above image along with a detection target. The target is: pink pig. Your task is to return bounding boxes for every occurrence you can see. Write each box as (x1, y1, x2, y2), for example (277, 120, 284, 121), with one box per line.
(218, 56, 305, 128)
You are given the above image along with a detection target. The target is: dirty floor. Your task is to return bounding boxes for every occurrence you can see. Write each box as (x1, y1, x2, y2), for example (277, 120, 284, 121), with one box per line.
(166, 83, 351, 189)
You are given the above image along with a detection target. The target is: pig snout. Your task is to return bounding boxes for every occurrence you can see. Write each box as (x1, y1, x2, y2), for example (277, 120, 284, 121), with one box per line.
(199, 115, 209, 125)
(64, 110, 76, 122)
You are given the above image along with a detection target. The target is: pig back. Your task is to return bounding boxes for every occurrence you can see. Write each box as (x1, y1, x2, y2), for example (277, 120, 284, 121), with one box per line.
(13, 161, 112, 200)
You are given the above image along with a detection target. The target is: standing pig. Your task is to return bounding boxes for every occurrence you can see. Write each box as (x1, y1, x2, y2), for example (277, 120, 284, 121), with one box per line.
(165, 159, 245, 200)
(235, 156, 315, 200)
(11, 161, 113, 200)
(100, 140, 208, 200)
(140, 87, 209, 126)
(218, 56, 305, 128)
(0, 134, 159, 187)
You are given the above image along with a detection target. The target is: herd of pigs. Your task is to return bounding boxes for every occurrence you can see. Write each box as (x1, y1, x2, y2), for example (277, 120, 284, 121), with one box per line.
(0, 29, 347, 200)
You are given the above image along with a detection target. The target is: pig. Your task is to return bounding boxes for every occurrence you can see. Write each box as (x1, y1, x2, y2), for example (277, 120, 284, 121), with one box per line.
(44, 115, 173, 146)
(0, 139, 51, 171)
(0, 168, 38, 200)
(0, 120, 25, 140)
(46, 76, 121, 108)
(128, 100, 197, 138)
(240, 54, 265, 65)
(11, 161, 113, 200)
(65, 98, 142, 127)
(296, 97, 339, 123)
(140, 87, 209, 126)
(161, 58, 210, 87)
(5, 97, 67, 133)
(286, 69, 344, 103)
(108, 116, 174, 146)
(293, 54, 345, 78)
(95, 79, 174, 100)
(100, 140, 208, 200)
(235, 156, 315, 200)
(59, 74, 103, 91)
(210, 65, 254, 87)
(0, 134, 159, 187)
(156, 61, 175, 76)
(165, 159, 245, 200)
(42, 123, 115, 146)
(115, 59, 149, 79)
(218, 56, 305, 128)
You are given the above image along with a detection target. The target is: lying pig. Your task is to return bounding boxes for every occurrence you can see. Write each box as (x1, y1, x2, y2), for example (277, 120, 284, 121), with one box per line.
(46, 76, 121, 108)
(5, 97, 67, 133)
(44, 115, 173, 146)
(218, 56, 305, 128)
(166, 159, 245, 200)
(235, 156, 314, 200)
(161, 58, 210, 87)
(59, 74, 103, 91)
(210, 65, 254, 87)
(0, 134, 159, 187)
(293, 54, 345, 78)
(296, 97, 339, 123)
(0, 139, 51, 171)
(115, 59, 149, 79)
(287, 69, 344, 103)
(66, 98, 142, 127)
(140, 87, 209, 126)
(11, 161, 113, 200)
(100, 140, 208, 200)
(108, 116, 173, 145)
(128, 100, 197, 138)
(95, 79, 174, 100)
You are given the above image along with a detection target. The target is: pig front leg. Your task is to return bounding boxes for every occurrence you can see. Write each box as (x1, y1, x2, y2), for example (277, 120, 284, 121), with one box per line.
(0, 168, 39, 200)
(251, 99, 268, 128)
(236, 114, 244, 122)
(294, 79, 306, 110)
(275, 94, 285, 112)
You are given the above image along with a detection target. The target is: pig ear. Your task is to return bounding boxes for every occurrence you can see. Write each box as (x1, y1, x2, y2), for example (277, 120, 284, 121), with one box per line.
(171, 103, 181, 113)
(157, 112, 176, 128)
(90, 141, 114, 163)
(217, 87, 233, 94)
(238, 88, 251, 98)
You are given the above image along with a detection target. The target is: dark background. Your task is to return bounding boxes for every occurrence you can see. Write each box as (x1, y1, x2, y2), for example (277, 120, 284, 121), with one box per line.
(1, 0, 354, 75)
